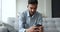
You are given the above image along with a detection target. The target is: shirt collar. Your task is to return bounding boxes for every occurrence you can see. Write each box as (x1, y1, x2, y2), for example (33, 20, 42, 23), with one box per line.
(27, 10, 37, 17)
(27, 10, 30, 17)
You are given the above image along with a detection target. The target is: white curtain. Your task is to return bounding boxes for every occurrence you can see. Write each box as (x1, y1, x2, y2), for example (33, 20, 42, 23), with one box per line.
(2, 0, 16, 23)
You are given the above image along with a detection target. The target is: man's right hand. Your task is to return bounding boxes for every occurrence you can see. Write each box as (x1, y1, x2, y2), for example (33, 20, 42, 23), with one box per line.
(26, 26, 38, 32)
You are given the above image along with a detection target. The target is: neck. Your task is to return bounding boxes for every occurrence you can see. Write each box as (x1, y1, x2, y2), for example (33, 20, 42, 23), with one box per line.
(29, 13, 33, 17)
(29, 12, 35, 17)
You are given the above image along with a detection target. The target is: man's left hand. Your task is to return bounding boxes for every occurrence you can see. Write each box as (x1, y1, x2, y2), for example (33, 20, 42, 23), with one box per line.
(34, 26, 44, 32)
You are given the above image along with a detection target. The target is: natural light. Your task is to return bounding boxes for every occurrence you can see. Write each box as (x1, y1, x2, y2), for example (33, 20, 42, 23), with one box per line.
(0, 0, 16, 23)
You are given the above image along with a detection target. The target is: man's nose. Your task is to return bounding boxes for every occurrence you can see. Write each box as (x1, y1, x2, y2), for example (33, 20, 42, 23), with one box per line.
(32, 9, 34, 12)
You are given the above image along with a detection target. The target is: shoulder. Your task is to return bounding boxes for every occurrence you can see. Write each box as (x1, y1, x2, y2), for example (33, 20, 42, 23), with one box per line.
(36, 11, 42, 16)
(20, 10, 27, 15)
(36, 11, 43, 19)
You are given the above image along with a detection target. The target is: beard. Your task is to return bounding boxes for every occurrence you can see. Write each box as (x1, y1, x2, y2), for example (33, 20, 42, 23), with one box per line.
(29, 11, 36, 16)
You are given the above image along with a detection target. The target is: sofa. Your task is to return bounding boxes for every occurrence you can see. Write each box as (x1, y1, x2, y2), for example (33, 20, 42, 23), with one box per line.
(0, 21, 16, 32)
(43, 18, 60, 32)
(0, 18, 60, 32)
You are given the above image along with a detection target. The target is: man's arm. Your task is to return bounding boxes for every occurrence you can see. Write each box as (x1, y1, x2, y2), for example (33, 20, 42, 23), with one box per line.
(37, 14, 43, 25)
(37, 14, 43, 32)
(19, 13, 26, 32)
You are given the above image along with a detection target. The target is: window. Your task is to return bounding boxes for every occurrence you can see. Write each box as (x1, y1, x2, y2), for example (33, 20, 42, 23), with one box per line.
(1, 0, 16, 23)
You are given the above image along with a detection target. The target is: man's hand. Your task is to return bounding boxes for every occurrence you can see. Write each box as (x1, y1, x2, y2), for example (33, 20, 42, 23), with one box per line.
(26, 26, 38, 32)
(26, 26, 44, 32)
(38, 26, 44, 32)
(33, 26, 44, 32)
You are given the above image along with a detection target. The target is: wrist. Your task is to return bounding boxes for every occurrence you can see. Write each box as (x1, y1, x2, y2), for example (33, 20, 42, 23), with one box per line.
(25, 29, 28, 32)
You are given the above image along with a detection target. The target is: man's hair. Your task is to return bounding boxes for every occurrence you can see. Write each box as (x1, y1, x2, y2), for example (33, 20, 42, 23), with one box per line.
(28, 0, 38, 4)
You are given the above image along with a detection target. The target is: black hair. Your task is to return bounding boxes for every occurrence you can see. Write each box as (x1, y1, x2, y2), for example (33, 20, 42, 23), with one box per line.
(28, 0, 38, 4)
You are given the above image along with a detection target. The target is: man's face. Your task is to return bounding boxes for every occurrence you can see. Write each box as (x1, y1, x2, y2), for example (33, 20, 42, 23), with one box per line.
(27, 4, 37, 15)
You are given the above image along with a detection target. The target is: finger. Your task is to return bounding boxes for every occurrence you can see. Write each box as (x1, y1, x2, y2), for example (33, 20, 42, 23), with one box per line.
(35, 30, 43, 32)
(39, 26, 43, 29)
(39, 27, 44, 32)
(34, 30, 40, 32)
(31, 26, 38, 29)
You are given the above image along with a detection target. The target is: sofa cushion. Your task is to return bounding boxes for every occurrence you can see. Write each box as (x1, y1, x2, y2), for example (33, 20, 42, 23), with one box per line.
(43, 18, 60, 32)
(0, 26, 8, 32)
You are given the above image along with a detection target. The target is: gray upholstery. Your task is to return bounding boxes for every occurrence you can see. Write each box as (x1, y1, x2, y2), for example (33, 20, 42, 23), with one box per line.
(0, 18, 16, 32)
(43, 18, 60, 32)
(0, 26, 8, 32)
(7, 17, 17, 32)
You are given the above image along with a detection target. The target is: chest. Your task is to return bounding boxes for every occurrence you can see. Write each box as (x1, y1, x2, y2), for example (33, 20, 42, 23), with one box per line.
(25, 16, 38, 27)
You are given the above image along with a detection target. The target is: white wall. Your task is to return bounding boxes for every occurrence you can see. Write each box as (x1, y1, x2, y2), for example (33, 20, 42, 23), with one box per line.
(16, 0, 27, 13)
(2, 0, 16, 23)
(17, 0, 52, 18)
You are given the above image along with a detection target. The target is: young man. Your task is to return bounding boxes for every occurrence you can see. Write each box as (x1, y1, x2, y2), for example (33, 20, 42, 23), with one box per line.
(19, 0, 43, 32)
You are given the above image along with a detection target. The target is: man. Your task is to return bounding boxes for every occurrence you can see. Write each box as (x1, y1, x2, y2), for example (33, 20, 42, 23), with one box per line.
(19, 0, 43, 32)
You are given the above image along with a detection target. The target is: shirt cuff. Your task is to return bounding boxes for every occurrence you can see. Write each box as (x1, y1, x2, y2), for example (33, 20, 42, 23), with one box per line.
(19, 29, 25, 32)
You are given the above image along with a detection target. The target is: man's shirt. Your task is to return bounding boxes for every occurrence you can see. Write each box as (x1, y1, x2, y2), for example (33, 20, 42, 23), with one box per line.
(19, 10, 43, 32)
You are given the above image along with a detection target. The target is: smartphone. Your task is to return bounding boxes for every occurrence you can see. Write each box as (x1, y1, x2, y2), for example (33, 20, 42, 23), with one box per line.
(35, 24, 42, 27)
(34, 24, 42, 30)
